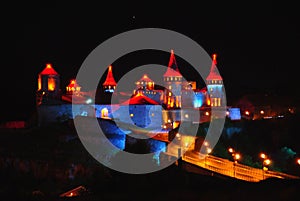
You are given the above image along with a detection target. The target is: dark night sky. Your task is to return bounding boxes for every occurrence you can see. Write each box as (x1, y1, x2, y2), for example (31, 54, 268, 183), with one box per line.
(2, 1, 300, 121)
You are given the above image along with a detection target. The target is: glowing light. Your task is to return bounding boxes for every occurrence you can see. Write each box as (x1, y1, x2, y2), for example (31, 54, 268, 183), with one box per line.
(296, 158, 300, 165)
(206, 148, 212, 154)
(264, 159, 271, 165)
(48, 77, 55, 91)
(204, 141, 209, 147)
(130, 113, 134, 117)
(260, 110, 264, 114)
(46, 63, 52, 68)
(212, 54, 217, 61)
(228, 148, 234, 153)
(86, 98, 92, 104)
(226, 111, 230, 116)
(101, 108, 108, 118)
(234, 153, 241, 161)
(207, 99, 211, 106)
(205, 111, 209, 116)
(260, 153, 266, 159)
(245, 111, 250, 115)
(38, 76, 41, 90)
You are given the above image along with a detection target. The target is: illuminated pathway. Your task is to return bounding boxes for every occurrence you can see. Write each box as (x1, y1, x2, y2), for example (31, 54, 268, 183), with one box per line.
(137, 130, 299, 182)
(180, 151, 300, 182)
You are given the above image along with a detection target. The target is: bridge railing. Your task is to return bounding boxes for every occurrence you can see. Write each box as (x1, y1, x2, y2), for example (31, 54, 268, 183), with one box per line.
(181, 151, 300, 182)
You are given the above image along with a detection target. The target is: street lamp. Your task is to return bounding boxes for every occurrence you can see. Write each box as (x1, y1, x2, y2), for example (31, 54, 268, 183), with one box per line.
(228, 147, 241, 177)
(260, 153, 271, 180)
(233, 153, 241, 178)
(203, 141, 211, 168)
(205, 147, 212, 167)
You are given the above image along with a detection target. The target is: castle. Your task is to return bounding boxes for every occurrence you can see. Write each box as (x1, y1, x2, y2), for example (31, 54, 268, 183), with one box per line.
(36, 50, 236, 128)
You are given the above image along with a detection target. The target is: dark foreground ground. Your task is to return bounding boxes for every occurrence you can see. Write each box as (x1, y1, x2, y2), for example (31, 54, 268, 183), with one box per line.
(1, 118, 300, 201)
(1, 162, 300, 201)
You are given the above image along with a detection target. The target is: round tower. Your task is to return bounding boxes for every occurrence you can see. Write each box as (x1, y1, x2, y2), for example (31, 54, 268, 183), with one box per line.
(206, 54, 224, 107)
(163, 50, 183, 108)
(36, 63, 61, 105)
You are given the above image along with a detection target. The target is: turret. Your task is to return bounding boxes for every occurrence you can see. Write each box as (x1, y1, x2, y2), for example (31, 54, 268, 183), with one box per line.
(102, 65, 117, 93)
(163, 50, 183, 108)
(206, 54, 224, 107)
(36, 63, 61, 105)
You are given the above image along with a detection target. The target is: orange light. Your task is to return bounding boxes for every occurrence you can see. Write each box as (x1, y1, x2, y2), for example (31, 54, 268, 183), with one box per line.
(46, 63, 52, 68)
(260, 110, 264, 114)
(228, 148, 234, 153)
(297, 158, 300, 165)
(71, 79, 76, 84)
(207, 99, 211, 105)
(245, 111, 250, 115)
(235, 153, 241, 160)
(48, 77, 55, 91)
(212, 54, 217, 61)
(38, 76, 41, 90)
(143, 74, 148, 79)
(264, 159, 271, 165)
(205, 111, 209, 116)
(260, 153, 266, 159)
(203, 141, 209, 147)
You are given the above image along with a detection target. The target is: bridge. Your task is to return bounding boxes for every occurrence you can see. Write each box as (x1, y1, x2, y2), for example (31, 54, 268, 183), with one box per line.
(166, 150, 300, 182)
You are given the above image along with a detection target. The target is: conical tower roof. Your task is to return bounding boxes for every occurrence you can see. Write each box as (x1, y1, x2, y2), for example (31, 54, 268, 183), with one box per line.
(164, 50, 182, 77)
(103, 65, 117, 86)
(206, 54, 222, 80)
(67, 79, 81, 88)
(39, 63, 59, 75)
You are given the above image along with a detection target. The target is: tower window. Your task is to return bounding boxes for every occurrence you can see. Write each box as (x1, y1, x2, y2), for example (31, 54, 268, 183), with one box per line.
(48, 77, 55, 91)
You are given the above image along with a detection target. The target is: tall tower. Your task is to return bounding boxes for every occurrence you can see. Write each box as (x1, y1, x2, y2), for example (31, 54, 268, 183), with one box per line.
(36, 63, 61, 105)
(163, 50, 183, 108)
(206, 54, 224, 107)
(102, 65, 117, 93)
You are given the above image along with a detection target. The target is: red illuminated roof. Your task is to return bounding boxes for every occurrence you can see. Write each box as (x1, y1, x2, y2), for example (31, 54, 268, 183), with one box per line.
(103, 65, 117, 86)
(138, 74, 154, 83)
(164, 50, 182, 77)
(121, 93, 159, 105)
(39, 63, 59, 75)
(194, 86, 207, 93)
(67, 79, 81, 88)
(206, 54, 222, 80)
